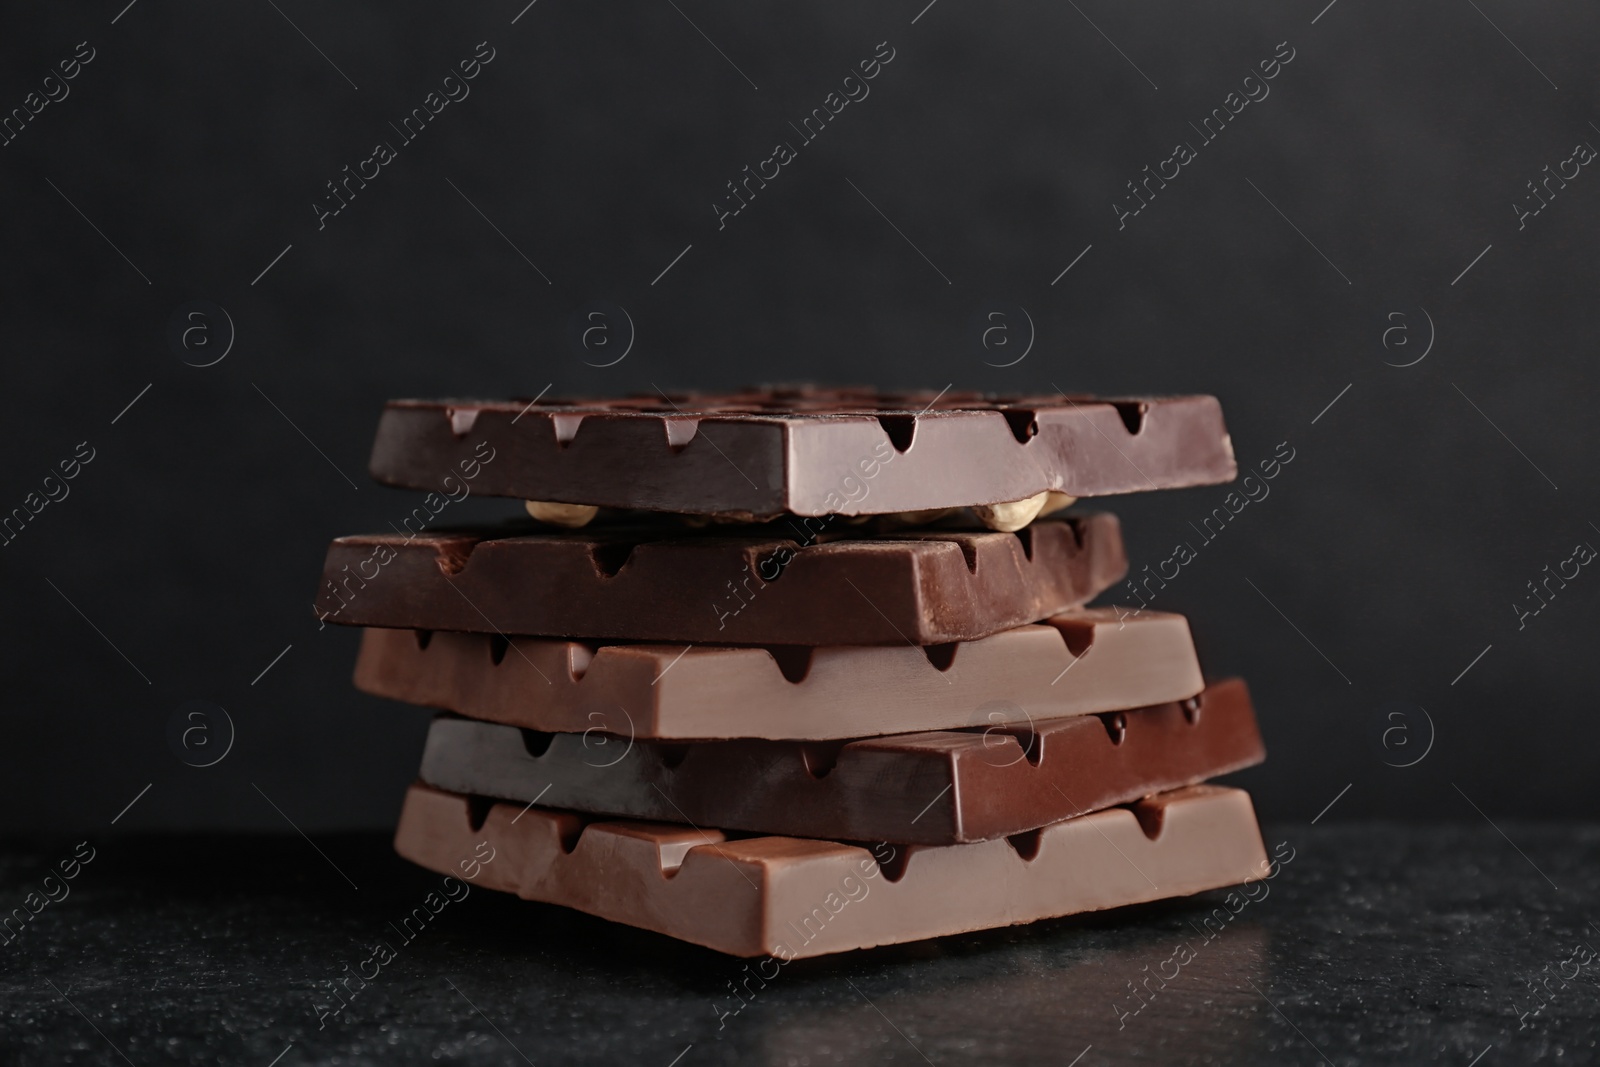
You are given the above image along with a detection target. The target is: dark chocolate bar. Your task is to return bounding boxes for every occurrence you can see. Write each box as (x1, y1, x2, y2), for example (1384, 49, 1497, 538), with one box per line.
(417, 679, 1263, 844)
(317, 514, 1126, 645)
(394, 781, 1268, 958)
(368, 388, 1236, 518)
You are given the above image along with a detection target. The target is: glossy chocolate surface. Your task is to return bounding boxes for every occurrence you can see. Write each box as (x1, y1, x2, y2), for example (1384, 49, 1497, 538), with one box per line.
(353, 606, 1199, 740)
(394, 782, 1267, 958)
(417, 679, 1264, 843)
(318, 514, 1126, 645)
(368, 388, 1236, 517)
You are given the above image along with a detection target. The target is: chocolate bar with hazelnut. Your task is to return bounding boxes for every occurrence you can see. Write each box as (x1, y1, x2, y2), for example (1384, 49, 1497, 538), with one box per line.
(367, 388, 1236, 526)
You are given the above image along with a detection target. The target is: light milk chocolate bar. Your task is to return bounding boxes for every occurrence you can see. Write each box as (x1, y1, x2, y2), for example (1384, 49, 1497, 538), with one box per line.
(356, 607, 1202, 740)
(393, 782, 1267, 958)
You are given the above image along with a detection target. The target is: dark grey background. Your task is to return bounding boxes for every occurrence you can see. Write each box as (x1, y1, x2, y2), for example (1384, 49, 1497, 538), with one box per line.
(2, 0, 1596, 832)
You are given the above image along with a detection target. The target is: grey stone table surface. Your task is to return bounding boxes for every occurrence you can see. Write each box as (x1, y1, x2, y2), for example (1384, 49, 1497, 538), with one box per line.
(2, 823, 1597, 1066)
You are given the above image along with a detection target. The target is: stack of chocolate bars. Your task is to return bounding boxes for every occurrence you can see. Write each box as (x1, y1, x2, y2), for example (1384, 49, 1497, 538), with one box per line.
(316, 388, 1268, 958)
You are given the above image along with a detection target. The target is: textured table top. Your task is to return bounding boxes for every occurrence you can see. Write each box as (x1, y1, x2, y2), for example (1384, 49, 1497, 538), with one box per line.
(3, 824, 1596, 1066)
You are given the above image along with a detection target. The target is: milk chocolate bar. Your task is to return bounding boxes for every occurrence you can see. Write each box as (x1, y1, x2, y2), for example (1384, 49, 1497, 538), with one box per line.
(417, 679, 1263, 844)
(317, 514, 1126, 646)
(368, 388, 1236, 518)
(354, 606, 1200, 740)
(395, 782, 1267, 958)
